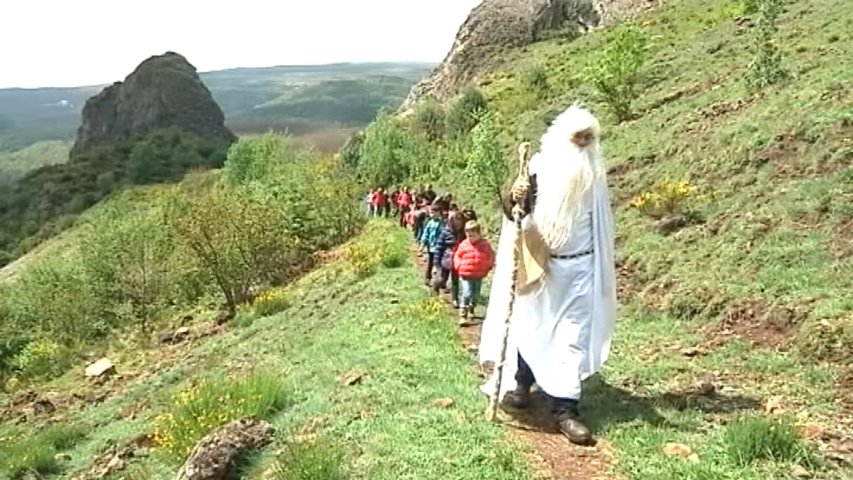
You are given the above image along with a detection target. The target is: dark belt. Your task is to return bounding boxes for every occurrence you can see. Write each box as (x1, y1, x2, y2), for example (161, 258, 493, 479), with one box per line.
(551, 249, 593, 260)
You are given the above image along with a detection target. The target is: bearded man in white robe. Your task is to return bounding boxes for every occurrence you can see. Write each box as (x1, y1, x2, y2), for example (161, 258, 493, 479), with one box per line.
(478, 106, 617, 445)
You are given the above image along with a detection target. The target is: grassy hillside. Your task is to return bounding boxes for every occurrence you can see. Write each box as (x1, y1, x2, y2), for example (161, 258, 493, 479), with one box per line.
(0, 222, 533, 479)
(343, 0, 852, 477)
(0, 140, 71, 187)
(0, 62, 431, 153)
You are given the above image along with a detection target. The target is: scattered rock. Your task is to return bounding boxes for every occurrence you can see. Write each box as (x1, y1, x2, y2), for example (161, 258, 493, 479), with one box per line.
(791, 465, 811, 478)
(662, 442, 693, 458)
(161, 326, 192, 344)
(764, 395, 785, 414)
(214, 310, 235, 325)
(796, 422, 824, 440)
(697, 382, 716, 396)
(654, 215, 689, 235)
(433, 398, 455, 408)
(54, 452, 72, 462)
(679, 346, 706, 357)
(32, 397, 57, 414)
(176, 417, 274, 480)
(85, 358, 116, 378)
(341, 371, 366, 386)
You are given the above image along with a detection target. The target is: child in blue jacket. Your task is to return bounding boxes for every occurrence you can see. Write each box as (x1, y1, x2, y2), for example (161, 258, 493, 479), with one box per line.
(419, 205, 446, 285)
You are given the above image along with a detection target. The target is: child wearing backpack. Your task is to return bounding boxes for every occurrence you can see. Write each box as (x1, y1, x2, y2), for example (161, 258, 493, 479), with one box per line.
(453, 220, 495, 325)
(419, 205, 446, 285)
(432, 211, 467, 307)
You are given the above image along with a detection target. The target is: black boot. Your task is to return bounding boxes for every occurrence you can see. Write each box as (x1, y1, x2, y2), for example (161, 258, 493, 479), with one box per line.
(555, 401, 592, 445)
(503, 384, 532, 409)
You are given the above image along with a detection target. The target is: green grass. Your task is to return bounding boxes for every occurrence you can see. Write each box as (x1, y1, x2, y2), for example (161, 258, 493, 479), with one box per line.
(151, 372, 292, 462)
(267, 440, 346, 480)
(723, 415, 814, 467)
(0, 424, 85, 479)
(1, 221, 532, 479)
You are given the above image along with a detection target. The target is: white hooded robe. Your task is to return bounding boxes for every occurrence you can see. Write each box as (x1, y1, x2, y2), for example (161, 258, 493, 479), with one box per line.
(477, 123, 617, 401)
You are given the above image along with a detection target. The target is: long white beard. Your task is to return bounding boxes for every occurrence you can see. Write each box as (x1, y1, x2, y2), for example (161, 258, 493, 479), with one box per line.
(532, 144, 602, 250)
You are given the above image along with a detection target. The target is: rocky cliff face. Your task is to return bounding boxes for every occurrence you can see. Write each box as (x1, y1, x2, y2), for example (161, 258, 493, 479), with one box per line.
(71, 52, 235, 158)
(401, 0, 664, 110)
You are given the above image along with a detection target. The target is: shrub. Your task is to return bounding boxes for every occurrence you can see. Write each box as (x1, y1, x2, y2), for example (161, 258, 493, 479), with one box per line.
(167, 185, 293, 311)
(79, 197, 181, 333)
(253, 287, 294, 317)
(224, 134, 313, 186)
(794, 315, 852, 363)
(723, 415, 813, 466)
(464, 112, 509, 207)
(629, 179, 695, 218)
(343, 221, 408, 277)
(521, 65, 550, 97)
(587, 26, 649, 122)
(446, 88, 489, 139)
(11, 339, 72, 381)
(343, 242, 381, 278)
(339, 131, 364, 170)
(0, 424, 84, 479)
(151, 372, 290, 462)
(270, 440, 346, 480)
(357, 114, 426, 187)
(746, 0, 788, 90)
(3, 256, 104, 343)
(413, 98, 446, 142)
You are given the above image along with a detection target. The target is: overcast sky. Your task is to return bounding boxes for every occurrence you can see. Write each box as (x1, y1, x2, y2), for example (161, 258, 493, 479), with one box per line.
(1, 0, 481, 89)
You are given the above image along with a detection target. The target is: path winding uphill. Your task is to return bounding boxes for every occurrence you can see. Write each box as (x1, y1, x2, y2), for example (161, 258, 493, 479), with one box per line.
(413, 243, 615, 479)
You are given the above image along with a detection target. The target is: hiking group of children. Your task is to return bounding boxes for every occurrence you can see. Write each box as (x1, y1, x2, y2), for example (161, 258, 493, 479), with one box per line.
(365, 185, 495, 326)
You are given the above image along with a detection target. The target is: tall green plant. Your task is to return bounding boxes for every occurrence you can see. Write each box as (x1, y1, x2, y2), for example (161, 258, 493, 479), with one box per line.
(80, 198, 181, 332)
(464, 112, 509, 207)
(358, 114, 422, 187)
(746, 0, 788, 90)
(167, 185, 291, 311)
(413, 97, 446, 142)
(446, 88, 489, 139)
(586, 26, 648, 122)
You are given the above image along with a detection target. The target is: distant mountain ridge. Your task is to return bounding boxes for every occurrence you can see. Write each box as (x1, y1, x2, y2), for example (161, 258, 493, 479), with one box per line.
(0, 61, 434, 152)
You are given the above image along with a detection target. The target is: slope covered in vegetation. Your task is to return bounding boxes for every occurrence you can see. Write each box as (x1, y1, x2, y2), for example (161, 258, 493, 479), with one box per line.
(343, 0, 852, 477)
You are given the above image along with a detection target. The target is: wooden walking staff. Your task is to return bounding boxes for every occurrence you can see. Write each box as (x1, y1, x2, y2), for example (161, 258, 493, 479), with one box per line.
(487, 141, 532, 422)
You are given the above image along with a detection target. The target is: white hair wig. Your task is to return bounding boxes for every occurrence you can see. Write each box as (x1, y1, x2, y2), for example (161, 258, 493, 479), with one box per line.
(532, 104, 605, 249)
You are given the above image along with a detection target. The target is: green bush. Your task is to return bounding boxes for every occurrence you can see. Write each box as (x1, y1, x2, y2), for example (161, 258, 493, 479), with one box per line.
(723, 414, 813, 466)
(446, 87, 489, 139)
(79, 197, 183, 333)
(587, 25, 649, 122)
(3, 256, 104, 343)
(464, 112, 509, 207)
(0, 424, 85, 479)
(357, 114, 431, 187)
(412, 98, 446, 142)
(11, 339, 72, 382)
(343, 221, 408, 277)
(253, 287, 295, 317)
(151, 372, 290, 462)
(270, 440, 346, 480)
(746, 0, 788, 90)
(224, 134, 313, 186)
(521, 66, 550, 97)
(167, 185, 293, 311)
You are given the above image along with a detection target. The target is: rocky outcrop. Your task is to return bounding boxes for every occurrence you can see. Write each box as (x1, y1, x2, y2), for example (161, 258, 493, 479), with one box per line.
(401, 0, 667, 110)
(70, 52, 235, 158)
(176, 418, 275, 480)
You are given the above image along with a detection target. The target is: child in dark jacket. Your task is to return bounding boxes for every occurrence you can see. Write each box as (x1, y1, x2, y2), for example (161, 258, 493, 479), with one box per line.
(419, 206, 447, 285)
(432, 212, 466, 307)
(412, 202, 428, 248)
(453, 220, 495, 324)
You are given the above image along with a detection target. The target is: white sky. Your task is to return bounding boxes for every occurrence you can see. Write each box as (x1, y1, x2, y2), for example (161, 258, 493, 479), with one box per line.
(0, 0, 481, 88)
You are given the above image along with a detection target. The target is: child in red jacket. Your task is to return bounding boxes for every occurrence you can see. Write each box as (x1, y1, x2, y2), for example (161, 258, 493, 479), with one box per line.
(453, 220, 495, 324)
